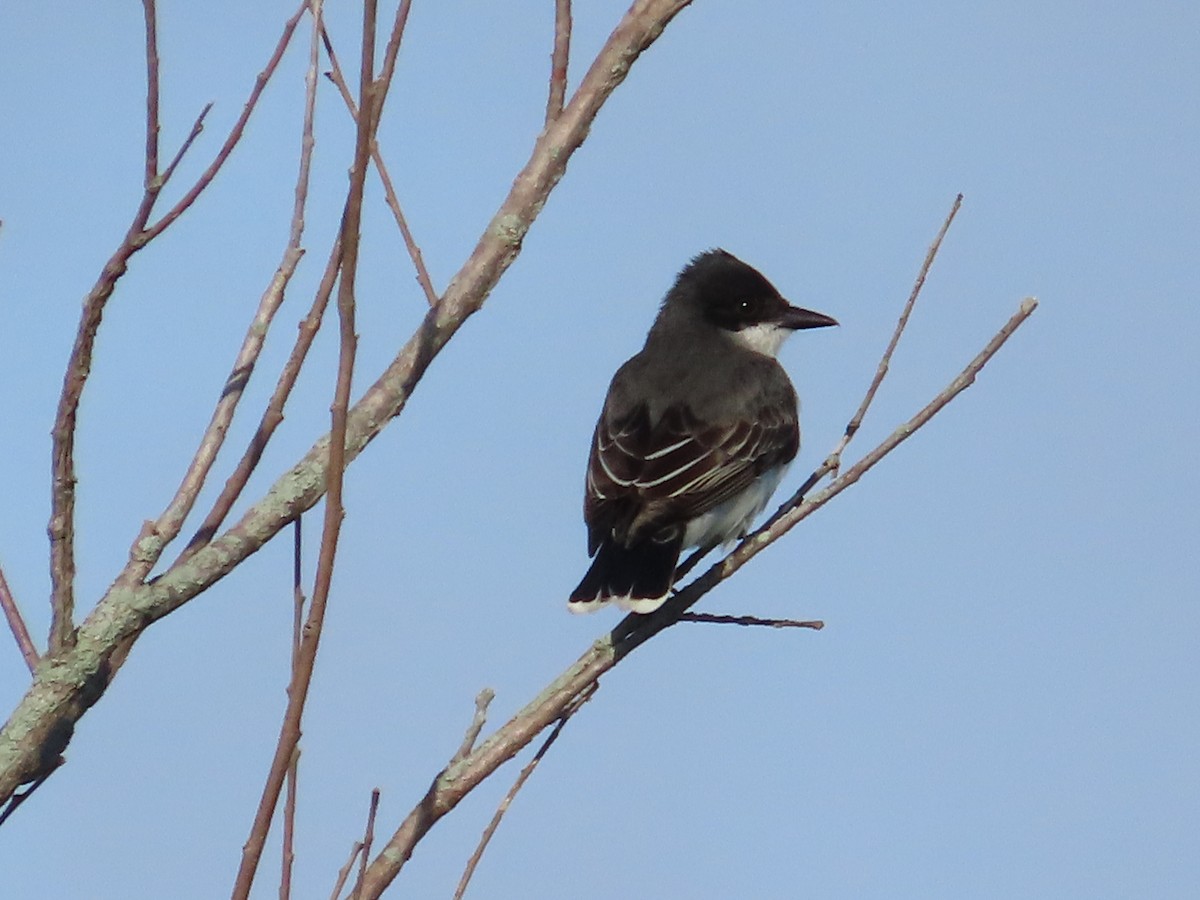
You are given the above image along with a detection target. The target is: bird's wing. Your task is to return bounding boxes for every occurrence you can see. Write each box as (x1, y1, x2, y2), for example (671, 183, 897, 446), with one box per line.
(585, 399, 798, 552)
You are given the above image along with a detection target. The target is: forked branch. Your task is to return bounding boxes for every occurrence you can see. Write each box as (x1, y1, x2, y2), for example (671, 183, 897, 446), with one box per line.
(46, 0, 309, 654)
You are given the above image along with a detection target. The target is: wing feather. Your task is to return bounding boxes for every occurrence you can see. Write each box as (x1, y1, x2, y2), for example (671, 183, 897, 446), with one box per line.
(584, 397, 798, 553)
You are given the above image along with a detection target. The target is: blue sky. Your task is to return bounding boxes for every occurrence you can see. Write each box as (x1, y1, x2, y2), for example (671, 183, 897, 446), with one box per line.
(1, 2, 1197, 898)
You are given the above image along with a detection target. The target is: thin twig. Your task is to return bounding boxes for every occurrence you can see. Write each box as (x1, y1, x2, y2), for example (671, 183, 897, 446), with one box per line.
(142, 0, 309, 241)
(160, 103, 213, 187)
(678, 612, 824, 630)
(546, 0, 572, 123)
(375, 0, 414, 106)
(329, 842, 364, 900)
(0, 565, 38, 673)
(279, 747, 300, 900)
(321, 22, 439, 305)
(349, 789, 381, 900)
(231, 3, 376, 894)
(142, 0, 160, 185)
(280, 518, 307, 900)
(453, 685, 597, 900)
(828, 193, 963, 476)
(452, 689, 496, 765)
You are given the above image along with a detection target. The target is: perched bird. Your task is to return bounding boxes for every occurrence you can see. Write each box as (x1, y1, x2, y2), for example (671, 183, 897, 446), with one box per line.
(569, 249, 837, 614)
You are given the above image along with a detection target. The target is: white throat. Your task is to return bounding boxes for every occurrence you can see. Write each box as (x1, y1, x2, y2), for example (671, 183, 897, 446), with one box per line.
(728, 322, 791, 357)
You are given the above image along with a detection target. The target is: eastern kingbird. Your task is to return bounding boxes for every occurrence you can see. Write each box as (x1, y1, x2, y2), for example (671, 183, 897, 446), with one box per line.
(568, 249, 837, 614)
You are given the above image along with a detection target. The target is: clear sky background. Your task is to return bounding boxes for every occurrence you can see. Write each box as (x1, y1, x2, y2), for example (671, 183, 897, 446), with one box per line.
(2, 2, 1197, 898)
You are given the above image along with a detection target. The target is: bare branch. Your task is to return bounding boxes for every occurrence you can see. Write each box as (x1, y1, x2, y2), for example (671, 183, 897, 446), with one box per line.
(0, 564, 39, 674)
(322, 22, 439, 305)
(279, 747, 300, 900)
(329, 842, 364, 900)
(142, 0, 309, 241)
(453, 685, 596, 900)
(546, 0, 572, 123)
(141, 0, 160, 184)
(678, 612, 825, 630)
(280, 518, 308, 900)
(725, 297, 1040, 589)
(159, 103, 213, 187)
(47, 0, 170, 652)
(349, 789, 381, 900)
(376, 0, 414, 108)
(232, 1, 376, 892)
(452, 689, 496, 766)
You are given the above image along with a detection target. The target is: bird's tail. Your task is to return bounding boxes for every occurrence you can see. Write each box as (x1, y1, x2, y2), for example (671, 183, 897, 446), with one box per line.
(568, 532, 684, 615)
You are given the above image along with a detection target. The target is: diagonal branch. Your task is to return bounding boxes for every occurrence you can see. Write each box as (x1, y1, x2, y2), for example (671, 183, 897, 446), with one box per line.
(159, 103, 213, 186)
(142, 0, 309, 241)
(321, 20, 439, 305)
(0, 565, 38, 674)
(349, 789, 382, 900)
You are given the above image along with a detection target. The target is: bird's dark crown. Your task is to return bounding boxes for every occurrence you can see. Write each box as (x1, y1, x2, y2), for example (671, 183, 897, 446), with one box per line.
(671, 249, 789, 331)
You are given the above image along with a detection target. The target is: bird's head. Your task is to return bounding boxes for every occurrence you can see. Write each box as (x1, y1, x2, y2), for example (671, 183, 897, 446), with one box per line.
(667, 249, 838, 357)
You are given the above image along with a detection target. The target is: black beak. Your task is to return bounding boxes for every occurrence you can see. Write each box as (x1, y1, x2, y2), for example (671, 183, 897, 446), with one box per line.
(779, 304, 839, 331)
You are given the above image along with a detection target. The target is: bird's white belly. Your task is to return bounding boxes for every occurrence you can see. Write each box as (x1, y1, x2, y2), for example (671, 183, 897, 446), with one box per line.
(682, 464, 788, 550)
